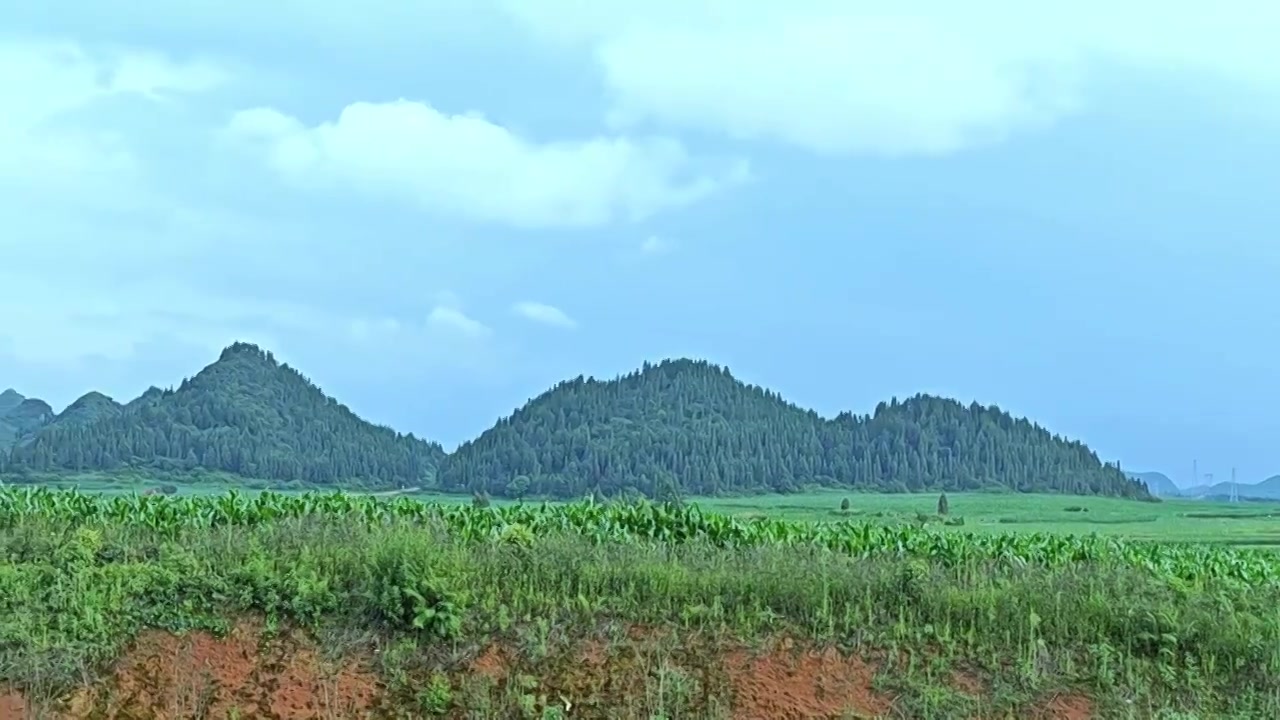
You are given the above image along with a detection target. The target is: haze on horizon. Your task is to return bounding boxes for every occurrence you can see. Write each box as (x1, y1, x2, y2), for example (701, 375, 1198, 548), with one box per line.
(1, 1, 1277, 487)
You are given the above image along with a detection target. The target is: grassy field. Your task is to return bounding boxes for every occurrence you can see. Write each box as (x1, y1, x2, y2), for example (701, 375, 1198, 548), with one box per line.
(12, 472, 1279, 548)
(695, 490, 1280, 547)
(2, 486, 1280, 718)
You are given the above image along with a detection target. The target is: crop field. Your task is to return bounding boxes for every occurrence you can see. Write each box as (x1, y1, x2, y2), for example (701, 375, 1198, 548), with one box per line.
(696, 490, 1280, 548)
(3, 486, 1280, 718)
(16, 472, 1280, 548)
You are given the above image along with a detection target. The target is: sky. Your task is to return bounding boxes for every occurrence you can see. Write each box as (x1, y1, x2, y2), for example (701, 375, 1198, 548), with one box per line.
(2, 1, 1278, 485)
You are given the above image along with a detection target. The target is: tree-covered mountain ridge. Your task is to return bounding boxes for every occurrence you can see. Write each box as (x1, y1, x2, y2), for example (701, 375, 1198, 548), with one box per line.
(0, 343, 445, 488)
(438, 358, 1147, 499)
(2, 346, 1149, 499)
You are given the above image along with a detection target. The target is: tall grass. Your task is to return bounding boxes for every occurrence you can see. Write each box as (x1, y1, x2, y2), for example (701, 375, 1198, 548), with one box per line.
(2, 488, 1279, 717)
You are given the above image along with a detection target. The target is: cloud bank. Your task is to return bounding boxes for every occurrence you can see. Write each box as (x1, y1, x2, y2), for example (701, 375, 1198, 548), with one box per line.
(513, 302, 577, 329)
(501, 0, 1280, 154)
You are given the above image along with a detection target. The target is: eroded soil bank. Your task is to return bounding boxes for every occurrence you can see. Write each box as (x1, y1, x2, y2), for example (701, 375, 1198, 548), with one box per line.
(2, 622, 1095, 719)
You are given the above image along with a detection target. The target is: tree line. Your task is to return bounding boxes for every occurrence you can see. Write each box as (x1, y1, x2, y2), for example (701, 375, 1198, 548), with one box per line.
(1, 349, 1147, 500)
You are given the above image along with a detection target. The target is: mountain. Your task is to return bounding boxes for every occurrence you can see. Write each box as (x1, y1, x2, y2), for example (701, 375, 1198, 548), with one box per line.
(0, 395, 55, 452)
(0, 388, 24, 415)
(1127, 471, 1181, 497)
(0, 343, 445, 487)
(51, 391, 124, 428)
(1181, 475, 1280, 501)
(438, 359, 1149, 500)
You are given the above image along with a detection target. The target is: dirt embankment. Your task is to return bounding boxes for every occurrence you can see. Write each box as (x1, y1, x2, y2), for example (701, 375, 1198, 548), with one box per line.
(1, 623, 1095, 719)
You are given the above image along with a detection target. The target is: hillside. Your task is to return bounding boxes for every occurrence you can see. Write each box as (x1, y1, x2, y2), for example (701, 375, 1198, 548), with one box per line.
(438, 359, 1148, 500)
(1182, 475, 1280, 501)
(0, 343, 445, 487)
(0, 393, 54, 451)
(832, 395, 1146, 497)
(0, 388, 23, 414)
(1128, 471, 1181, 497)
(52, 391, 123, 428)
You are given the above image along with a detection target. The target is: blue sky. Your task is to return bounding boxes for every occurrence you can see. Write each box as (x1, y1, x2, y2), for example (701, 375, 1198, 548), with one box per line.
(1, 1, 1277, 485)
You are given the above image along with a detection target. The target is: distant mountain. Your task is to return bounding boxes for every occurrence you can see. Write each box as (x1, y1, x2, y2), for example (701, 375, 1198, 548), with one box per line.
(1254, 476, 1280, 499)
(439, 359, 1149, 500)
(2, 346, 1152, 500)
(1127, 471, 1181, 497)
(125, 386, 165, 410)
(1181, 475, 1280, 501)
(1, 343, 445, 487)
(51, 391, 123, 428)
(0, 389, 24, 415)
(0, 394, 55, 452)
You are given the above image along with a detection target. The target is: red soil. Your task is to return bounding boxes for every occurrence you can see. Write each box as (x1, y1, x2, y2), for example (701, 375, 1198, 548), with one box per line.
(950, 668, 987, 698)
(1033, 692, 1097, 720)
(24, 621, 379, 719)
(1, 624, 1102, 719)
(725, 641, 892, 719)
(1, 690, 28, 718)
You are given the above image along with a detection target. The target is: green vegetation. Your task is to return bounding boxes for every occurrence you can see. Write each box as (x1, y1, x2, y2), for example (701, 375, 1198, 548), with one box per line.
(2, 345, 1151, 501)
(0, 343, 444, 488)
(2, 487, 1277, 717)
(0, 389, 23, 415)
(43, 391, 122, 429)
(17, 476, 1279, 548)
(0, 392, 54, 452)
(439, 359, 1147, 500)
(695, 491, 1280, 547)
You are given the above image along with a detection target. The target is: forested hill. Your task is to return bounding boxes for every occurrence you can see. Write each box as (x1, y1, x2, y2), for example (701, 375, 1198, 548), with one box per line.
(52, 391, 124, 428)
(0, 343, 445, 487)
(0, 392, 55, 451)
(0, 389, 24, 415)
(832, 396, 1143, 497)
(1, 347, 1145, 499)
(438, 359, 1148, 500)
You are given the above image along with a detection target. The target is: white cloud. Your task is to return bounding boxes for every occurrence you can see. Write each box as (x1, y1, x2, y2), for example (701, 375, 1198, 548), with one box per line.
(0, 39, 228, 188)
(427, 306, 492, 339)
(0, 34, 509, 378)
(513, 301, 577, 329)
(640, 234, 672, 255)
(225, 99, 747, 228)
(0, 37, 256, 366)
(498, 0, 1280, 155)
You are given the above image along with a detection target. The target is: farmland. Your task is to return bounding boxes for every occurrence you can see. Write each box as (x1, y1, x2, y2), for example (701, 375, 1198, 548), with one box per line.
(3, 486, 1279, 718)
(19, 471, 1280, 547)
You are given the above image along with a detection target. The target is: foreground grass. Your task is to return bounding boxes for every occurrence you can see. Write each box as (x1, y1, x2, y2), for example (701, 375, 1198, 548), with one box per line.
(2, 491, 1280, 717)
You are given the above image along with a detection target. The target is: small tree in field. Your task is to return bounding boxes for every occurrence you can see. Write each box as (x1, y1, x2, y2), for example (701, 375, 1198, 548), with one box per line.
(937, 492, 949, 516)
(840, 497, 850, 513)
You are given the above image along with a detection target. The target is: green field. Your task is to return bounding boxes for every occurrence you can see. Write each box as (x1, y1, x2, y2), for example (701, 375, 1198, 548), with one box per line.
(10, 472, 1280, 549)
(696, 490, 1280, 547)
(3, 485, 1280, 718)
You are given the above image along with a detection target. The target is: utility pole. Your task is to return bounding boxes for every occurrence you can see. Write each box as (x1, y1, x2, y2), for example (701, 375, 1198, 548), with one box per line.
(1192, 459, 1198, 491)
(1231, 467, 1238, 503)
